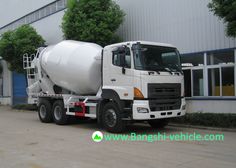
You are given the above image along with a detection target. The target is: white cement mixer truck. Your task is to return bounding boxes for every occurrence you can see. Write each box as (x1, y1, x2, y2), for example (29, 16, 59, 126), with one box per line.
(23, 40, 186, 132)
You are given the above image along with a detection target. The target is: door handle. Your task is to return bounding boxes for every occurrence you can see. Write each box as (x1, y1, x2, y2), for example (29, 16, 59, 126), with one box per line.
(111, 78, 116, 82)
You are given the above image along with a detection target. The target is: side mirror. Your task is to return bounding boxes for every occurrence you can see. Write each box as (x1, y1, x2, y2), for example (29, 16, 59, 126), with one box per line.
(117, 46, 126, 53)
(120, 54, 126, 74)
(113, 46, 128, 74)
(117, 46, 127, 74)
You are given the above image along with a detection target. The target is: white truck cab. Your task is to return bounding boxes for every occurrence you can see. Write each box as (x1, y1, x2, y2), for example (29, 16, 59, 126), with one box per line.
(102, 41, 186, 120)
(24, 40, 186, 133)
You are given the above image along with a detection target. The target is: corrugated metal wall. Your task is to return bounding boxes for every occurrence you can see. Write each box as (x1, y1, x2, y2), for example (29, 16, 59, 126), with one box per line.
(1, 0, 236, 54)
(0, 0, 55, 27)
(115, 0, 236, 53)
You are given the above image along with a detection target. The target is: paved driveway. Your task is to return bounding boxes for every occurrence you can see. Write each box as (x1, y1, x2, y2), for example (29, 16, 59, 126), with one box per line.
(0, 106, 235, 168)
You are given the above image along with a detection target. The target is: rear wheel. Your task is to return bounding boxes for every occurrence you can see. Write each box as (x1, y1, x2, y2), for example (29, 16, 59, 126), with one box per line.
(52, 100, 69, 125)
(38, 99, 52, 123)
(148, 119, 169, 129)
(102, 102, 125, 133)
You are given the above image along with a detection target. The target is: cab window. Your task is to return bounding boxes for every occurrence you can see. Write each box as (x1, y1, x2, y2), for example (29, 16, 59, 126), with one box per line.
(112, 47, 131, 68)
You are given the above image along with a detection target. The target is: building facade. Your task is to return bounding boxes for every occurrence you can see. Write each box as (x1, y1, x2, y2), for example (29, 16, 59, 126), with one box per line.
(0, 0, 236, 113)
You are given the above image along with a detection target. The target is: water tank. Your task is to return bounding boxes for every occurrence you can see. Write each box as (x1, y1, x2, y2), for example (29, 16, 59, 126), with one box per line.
(40, 40, 102, 95)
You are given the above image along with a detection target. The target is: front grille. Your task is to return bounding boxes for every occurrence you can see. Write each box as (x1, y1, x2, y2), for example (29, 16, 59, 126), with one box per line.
(148, 83, 181, 111)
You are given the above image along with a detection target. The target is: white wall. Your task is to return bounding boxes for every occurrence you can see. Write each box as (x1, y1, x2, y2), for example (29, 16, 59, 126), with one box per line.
(0, 0, 55, 27)
(186, 99, 236, 113)
(0, 60, 12, 105)
(1, 60, 12, 97)
(0, 97, 12, 105)
(31, 10, 65, 45)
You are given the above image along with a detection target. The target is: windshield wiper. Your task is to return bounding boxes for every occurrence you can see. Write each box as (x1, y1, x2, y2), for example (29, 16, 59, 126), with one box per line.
(166, 64, 183, 74)
(163, 68, 173, 74)
(138, 65, 176, 74)
(147, 67, 172, 74)
(147, 68, 161, 74)
(152, 65, 173, 74)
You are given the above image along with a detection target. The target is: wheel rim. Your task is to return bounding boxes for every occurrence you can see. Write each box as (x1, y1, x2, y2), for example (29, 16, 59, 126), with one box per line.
(39, 105, 47, 118)
(54, 106, 62, 121)
(104, 109, 117, 128)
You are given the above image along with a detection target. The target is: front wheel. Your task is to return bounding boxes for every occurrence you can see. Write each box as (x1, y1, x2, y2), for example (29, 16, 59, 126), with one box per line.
(102, 102, 125, 133)
(52, 100, 69, 125)
(148, 119, 169, 129)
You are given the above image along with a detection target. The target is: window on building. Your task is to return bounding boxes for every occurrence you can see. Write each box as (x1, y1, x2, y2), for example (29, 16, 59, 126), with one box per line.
(207, 51, 234, 65)
(22, 17, 27, 24)
(222, 67, 235, 96)
(40, 8, 47, 18)
(45, 6, 51, 16)
(183, 69, 192, 97)
(56, 0, 65, 10)
(51, 3, 57, 13)
(34, 11, 40, 21)
(208, 68, 220, 96)
(25, 15, 31, 24)
(62, 0, 66, 7)
(208, 67, 235, 96)
(30, 13, 35, 23)
(192, 69, 204, 96)
(182, 49, 235, 98)
(0, 0, 67, 34)
(181, 53, 204, 67)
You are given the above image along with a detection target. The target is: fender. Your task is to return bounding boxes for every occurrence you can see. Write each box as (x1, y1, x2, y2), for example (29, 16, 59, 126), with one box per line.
(101, 89, 125, 111)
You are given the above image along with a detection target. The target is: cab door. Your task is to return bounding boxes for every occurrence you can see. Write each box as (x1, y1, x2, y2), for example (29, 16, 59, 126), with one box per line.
(103, 46, 134, 100)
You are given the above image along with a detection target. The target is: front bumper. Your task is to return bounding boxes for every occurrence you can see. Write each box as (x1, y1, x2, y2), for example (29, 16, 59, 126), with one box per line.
(132, 98, 186, 120)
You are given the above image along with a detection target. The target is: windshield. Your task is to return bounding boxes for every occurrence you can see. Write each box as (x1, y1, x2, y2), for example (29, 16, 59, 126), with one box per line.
(133, 44, 182, 73)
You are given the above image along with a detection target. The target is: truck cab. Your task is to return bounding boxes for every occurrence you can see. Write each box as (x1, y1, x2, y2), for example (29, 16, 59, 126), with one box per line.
(102, 41, 186, 127)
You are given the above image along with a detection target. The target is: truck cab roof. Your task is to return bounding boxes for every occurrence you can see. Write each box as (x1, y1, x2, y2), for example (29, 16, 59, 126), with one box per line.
(104, 41, 176, 50)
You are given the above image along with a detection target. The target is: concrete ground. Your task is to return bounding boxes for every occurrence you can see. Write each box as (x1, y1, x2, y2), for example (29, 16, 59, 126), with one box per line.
(0, 105, 235, 168)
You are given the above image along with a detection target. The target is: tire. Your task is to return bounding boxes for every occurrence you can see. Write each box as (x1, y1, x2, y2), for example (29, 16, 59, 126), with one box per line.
(38, 99, 53, 123)
(148, 119, 169, 129)
(52, 100, 69, 125)
(102, 102, 125, 133)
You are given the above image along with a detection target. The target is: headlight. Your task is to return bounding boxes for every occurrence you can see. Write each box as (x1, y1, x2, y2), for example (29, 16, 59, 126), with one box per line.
(137, 107, 149, 113)
(182, 104, 186, 110)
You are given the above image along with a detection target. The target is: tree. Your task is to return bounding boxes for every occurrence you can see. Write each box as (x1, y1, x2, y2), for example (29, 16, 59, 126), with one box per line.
(62, 0, 125, 47)
(208, 0, 236, 37)
(0, 25, 45, 73)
